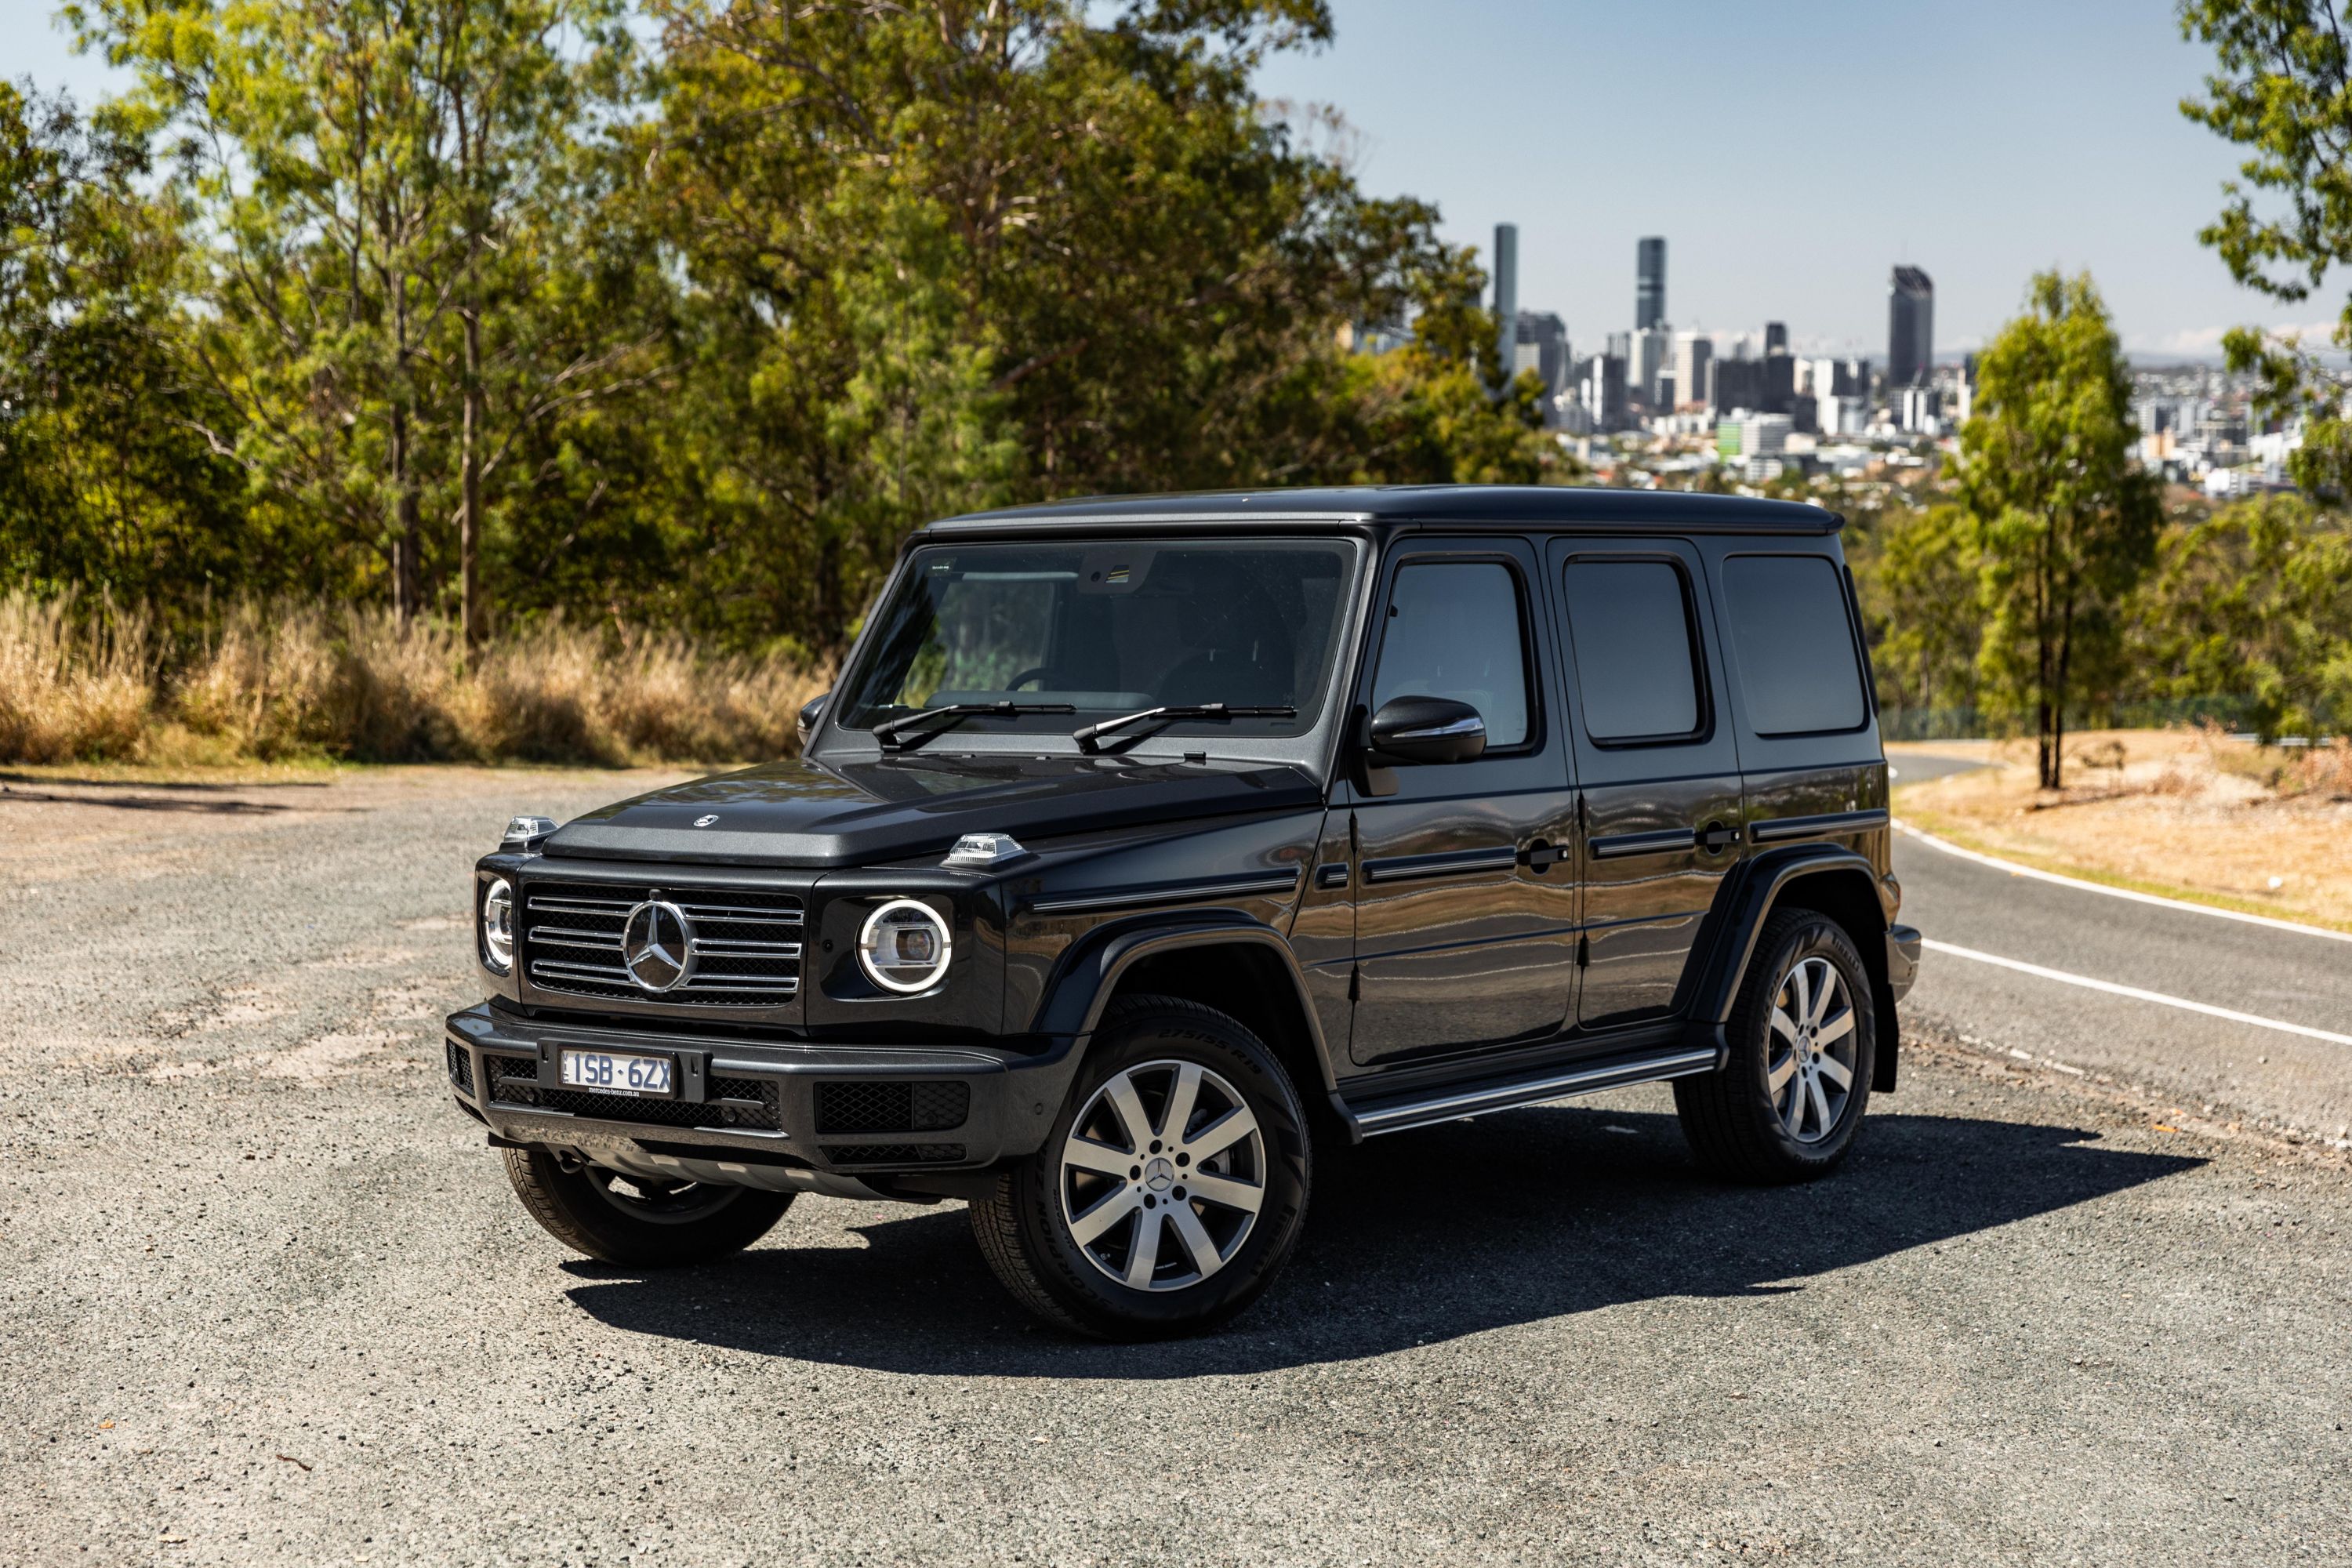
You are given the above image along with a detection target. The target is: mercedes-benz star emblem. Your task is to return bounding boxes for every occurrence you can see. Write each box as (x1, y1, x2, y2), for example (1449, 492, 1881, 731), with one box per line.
(693, 814, 719, 827)
(621, 900, 695, 993)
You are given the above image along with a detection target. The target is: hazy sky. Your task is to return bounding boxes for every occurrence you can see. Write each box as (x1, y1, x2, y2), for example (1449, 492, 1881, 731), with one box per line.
(7, 0, 2330, 360)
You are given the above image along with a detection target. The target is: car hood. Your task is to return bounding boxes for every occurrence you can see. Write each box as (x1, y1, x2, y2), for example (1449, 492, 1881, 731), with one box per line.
(542, 753, 1324, 868)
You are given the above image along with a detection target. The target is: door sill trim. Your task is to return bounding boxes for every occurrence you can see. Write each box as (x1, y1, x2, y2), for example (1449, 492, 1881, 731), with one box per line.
(1334, 1043, 1723, 1141)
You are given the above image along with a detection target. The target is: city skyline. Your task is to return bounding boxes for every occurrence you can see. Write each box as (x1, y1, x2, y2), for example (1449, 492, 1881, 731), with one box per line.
(1255, 0, 2339, 361)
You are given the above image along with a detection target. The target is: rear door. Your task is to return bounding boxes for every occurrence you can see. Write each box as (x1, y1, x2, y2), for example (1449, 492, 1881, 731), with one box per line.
(1705, 543, 1887, 849)
(1547, 536, 1746, 1029)
(1347, 538, 1581, 1065)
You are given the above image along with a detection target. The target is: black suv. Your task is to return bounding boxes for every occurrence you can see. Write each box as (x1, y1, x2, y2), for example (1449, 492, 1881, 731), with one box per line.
(449, 487, 1922, 1338)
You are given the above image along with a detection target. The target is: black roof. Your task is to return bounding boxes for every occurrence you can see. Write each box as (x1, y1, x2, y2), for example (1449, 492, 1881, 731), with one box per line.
(926, 485, 1839, 535)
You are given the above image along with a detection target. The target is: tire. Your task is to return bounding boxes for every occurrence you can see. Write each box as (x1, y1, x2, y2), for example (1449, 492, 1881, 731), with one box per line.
(969, 994, 1312, 1340)
(503, 1146, 793, 1267)
(1675, 908, 1876, 1184)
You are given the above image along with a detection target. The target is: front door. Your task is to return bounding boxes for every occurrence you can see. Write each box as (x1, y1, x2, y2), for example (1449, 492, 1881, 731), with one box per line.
(1347, 539, 1581, 1065)
(1546, 536, 1747, 1029)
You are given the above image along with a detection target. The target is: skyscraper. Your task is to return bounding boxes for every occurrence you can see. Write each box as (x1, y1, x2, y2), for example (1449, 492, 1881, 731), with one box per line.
(1516, 311, 1570, 395)
(1636, 238, 1667, 331)
(1673, 332, 1713, 415)
(1763, 321, 1788, 357)
(1493, 223, 1519, 384)
(1889, 266, 1934, 387)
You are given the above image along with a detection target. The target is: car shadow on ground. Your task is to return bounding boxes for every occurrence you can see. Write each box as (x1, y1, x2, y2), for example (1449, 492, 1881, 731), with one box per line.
(559, 1105, 2201, 1377)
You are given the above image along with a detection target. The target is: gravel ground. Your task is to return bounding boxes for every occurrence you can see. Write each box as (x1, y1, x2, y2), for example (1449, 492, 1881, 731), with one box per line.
(5, 768, 2350, 1566)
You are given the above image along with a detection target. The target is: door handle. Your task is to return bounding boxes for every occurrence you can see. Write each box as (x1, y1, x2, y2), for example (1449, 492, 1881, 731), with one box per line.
(1697, 822, 1742, 854)
(1519, 838, 1566, 874)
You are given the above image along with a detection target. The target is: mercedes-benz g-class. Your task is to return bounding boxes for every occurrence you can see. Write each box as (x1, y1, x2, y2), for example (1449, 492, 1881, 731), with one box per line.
(448, 487, 1922, 1339)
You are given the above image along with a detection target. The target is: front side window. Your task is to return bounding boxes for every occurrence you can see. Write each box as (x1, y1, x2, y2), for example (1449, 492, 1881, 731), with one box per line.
(1559, 558, 1704, 743)
(1721, 554, 1869, 735)
(1369, 561, 1532, 748)
(836, 539, 1359, 738)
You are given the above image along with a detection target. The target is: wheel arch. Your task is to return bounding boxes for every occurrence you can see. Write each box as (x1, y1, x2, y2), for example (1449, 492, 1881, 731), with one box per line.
(1688, 847, 1901, 1091)
(1032, 917, 1341, 1129)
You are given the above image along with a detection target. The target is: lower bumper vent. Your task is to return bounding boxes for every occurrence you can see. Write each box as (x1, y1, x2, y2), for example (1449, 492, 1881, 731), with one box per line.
(813, 1080, 971, 1134)
(446, 1041, 474, 1094)
(822, 1143, 964, 1166)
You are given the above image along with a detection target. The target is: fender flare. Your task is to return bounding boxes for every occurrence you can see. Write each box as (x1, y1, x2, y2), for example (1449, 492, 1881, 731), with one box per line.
(1029, 913, 1339, 1094)
(1682, 844, 1901, 1091)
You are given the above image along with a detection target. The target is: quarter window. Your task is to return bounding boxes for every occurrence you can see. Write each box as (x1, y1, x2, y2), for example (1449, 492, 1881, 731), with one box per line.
(1559, 559, 1704, 742)
(1722, 555, 1868, 735)
(1370, 561, 1531, 749)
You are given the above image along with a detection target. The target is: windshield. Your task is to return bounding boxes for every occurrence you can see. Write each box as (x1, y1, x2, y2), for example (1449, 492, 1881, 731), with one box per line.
(834, 539, 1361, 742)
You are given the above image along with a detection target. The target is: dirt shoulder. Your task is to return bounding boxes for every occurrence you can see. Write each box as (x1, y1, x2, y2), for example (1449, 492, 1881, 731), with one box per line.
(1889, 731, 2352, 931)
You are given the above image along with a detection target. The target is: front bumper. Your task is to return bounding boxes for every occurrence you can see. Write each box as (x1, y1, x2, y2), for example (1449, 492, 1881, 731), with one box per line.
(445, 1003, 1082, 1194)
(1887, 924, 1923, 1002)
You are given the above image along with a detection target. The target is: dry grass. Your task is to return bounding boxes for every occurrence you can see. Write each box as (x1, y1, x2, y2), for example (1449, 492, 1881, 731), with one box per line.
(0, 590, 156, 763)
(1892, 728, 2352, 931)
(2, 595, 826, 768)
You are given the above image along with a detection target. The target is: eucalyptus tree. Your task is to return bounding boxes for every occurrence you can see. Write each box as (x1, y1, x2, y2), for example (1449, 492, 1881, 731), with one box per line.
(1956, 272, 2159, 789)
(71, 0, 640, 631)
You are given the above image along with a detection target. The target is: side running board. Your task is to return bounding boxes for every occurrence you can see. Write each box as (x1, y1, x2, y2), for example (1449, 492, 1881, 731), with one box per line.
(1331, 1043, 1722, 1142)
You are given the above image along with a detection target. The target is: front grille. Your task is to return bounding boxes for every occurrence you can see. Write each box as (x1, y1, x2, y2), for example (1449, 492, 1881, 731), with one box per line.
(492, 1073, 782, 1133)
(814, 1080, 971, 1134)
(823, 1143, 965, 1166)
(491, 1054, 538, 1085)
(520, 880, 803, 1008)
(446, 1041, 474, 1094)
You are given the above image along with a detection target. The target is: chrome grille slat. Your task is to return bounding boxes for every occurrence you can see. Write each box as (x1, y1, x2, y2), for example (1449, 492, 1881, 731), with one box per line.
(518, 878, 804, 1011)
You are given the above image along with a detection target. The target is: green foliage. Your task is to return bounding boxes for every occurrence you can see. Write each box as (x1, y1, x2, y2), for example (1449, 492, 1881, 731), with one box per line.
(2129, 494, 2352, 736)
(4, 0, 1564, 664)
(0, 82, 260, 630)
(2180, 0, 2352, 492)
(1855, 503, 1983, 713)
(1957, 271, 2159, 787)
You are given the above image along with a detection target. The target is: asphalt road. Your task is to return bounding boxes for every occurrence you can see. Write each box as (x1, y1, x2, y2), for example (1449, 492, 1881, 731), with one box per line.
(1890, 750, 2352, 1145)
(5, 766, 2350, 1566)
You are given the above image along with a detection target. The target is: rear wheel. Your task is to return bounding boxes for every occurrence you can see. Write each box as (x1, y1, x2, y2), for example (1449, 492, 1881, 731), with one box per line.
(970, 995, 1311, 1339)
(503, 1147, 793, 1267)
(1675, 908, 1876, 1183)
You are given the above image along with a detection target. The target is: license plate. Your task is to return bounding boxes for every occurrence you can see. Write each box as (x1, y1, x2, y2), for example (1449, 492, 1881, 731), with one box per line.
(560, 1049, 674, 1097)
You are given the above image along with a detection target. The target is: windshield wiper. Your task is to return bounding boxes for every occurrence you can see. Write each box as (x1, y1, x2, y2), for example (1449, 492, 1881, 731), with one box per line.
(870, 701, 1076, 752)
(1071, 702, 1298, 754)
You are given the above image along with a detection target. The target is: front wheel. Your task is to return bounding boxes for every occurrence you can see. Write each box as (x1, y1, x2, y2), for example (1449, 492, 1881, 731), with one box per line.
(1675, 908, 1876, 1183)
(969, 995, 1311, 1339)
(503, 1147, 793, 1267)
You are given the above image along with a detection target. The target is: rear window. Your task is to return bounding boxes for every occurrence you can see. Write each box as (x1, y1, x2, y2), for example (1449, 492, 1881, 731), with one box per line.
(1721, 554, 1869, 735)
(1559, 558, 1704, 742)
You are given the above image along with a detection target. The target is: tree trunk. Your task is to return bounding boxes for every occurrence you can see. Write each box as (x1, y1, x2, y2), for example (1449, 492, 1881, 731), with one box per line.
(2035, 535, 2056, 789)
(2051, 584, 2077, 793)
(461, 304, 485, 648)
(391, 402, 421, 622)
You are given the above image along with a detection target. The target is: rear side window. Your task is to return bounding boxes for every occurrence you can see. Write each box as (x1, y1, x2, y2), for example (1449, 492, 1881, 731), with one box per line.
(1370, 561, 1531, 747)
(1559, 559, 1704, 742)
(1722, 554, 1869, 735)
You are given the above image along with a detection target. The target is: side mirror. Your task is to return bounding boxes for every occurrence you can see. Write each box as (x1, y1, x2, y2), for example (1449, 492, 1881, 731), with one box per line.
(797, 692, 830, 746)
(1367, 695, 1486, 765)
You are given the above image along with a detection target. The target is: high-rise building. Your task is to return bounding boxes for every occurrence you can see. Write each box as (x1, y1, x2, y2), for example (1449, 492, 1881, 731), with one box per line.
(1515, 311, 1570, 394)
(1632, 326, 1670, 407)
(1582, 354, 1629, 431)
(1889, 266, 1934, 387)
(1636, 238, 1667, 331)
(1710, 356, 1766, 416)
(1492, 223, 1519, 385)
(1674, 332, 1713, 414)
(1764, 321, 1788, 357)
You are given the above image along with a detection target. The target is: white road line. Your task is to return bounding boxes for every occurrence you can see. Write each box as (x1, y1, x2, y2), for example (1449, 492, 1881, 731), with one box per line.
(1893, 818, 2352, 945)
(1920, 938, 2352, 1047)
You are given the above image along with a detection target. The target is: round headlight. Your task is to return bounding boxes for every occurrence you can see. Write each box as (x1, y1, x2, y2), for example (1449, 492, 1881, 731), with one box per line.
(858, 898, 952, 994)
(481, 877, 515, 974)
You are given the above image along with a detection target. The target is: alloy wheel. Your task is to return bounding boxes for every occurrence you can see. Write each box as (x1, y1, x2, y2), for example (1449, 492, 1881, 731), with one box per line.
(1766, 954, 1858, 1145)
(1058, 1058, 1268, 1291)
